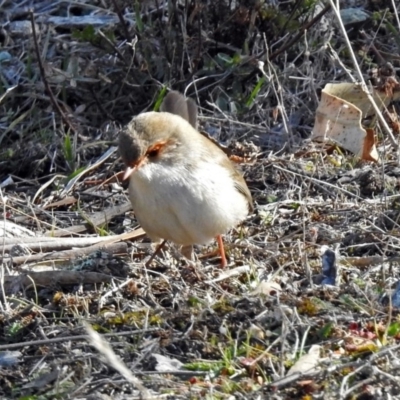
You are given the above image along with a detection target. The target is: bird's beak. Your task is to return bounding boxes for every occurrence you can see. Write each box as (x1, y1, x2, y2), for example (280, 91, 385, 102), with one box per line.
(121, 139, 171, 181)
(123, 167, 134, 180)
(122, 155, 146, 180)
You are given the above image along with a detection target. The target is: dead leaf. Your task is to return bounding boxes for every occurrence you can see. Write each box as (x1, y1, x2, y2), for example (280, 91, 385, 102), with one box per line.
(287, 345, 321, 376)
(322, 82, 398, 117)
(250, 280, 282, 296)
(153, 354, 184, 372)
(248, 324, 265, 340)
(312, 83, 380, 161)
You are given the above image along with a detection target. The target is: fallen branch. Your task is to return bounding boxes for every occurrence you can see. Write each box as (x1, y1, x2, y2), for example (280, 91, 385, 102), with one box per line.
(0, 228, 146, 253)
(1, 242, 128, 266)
(0, 328, 162, 351)
(44, 201, 133, 237)
(3, 271, 114, 293)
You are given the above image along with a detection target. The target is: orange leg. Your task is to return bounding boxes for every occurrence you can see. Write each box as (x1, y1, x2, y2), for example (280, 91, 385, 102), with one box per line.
(217, 235, 227, 268)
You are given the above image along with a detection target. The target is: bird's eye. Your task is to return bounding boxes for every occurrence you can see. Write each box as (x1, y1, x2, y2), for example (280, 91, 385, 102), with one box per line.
(146, 141, 168, 159)
(147, 149, 159, 158)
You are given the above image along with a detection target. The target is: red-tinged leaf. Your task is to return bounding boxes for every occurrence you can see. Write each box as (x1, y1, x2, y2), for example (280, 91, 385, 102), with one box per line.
(349, 322, 359, 331)
(188, 377, 197, 384)
(239, 357, 256, 367)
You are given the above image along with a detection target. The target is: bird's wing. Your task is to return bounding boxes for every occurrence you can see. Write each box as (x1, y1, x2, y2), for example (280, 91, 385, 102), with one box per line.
(198, 133, 254, 213)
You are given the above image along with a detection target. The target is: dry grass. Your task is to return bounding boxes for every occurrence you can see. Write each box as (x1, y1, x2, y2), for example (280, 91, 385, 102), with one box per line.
(1, 0, 400, 399)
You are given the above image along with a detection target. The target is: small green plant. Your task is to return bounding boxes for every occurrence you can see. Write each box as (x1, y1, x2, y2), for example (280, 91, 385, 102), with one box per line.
(5, 321, 24, 338)
(187, 296, 203, 307)
(246, 76, 266, 108)
(216, 53, 241, 68)
(318, 322, 334, 339)
(153, 87, 168, 111)
(385, 20, 400, 50)
(65, 166, 86, 181)
(96, 224, 110, 237)
(259, 210, 273, 225)
(63, 133, 75, 171)
(135, 0, 144, 33)
(387, 321, 400, 337)
(72, 25, 116, 49)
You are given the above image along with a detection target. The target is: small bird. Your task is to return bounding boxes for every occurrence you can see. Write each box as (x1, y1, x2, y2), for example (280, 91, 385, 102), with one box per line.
(119, 91, 253, 267)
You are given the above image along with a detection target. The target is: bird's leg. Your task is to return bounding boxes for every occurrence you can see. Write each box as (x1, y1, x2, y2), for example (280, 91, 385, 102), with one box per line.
(180, 245, 204, 280)
(145, 239, 167, 267)
(180, 245, 200, 268)
(216, 235, 227, 268)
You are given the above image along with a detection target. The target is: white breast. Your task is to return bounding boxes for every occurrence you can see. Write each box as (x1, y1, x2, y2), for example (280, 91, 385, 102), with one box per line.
(128, 159, 249, 246)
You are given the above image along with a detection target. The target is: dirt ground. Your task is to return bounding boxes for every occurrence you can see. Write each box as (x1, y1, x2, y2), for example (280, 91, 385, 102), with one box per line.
(1, 1, 400, 399)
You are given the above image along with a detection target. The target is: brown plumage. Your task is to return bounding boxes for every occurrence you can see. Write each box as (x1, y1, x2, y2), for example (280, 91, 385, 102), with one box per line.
(119, 91, 252, 267)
